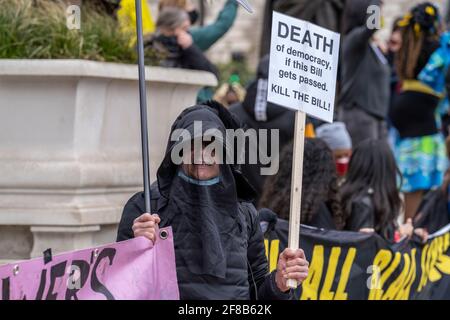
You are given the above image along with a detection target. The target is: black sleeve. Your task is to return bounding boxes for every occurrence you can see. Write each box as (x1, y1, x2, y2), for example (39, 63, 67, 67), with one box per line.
(180, 44, 219, 78)
(346, 199, 375, 232)
(415, 189, 450, 233)
(243, 202, 291, 300)
(116, 192, 146, 242)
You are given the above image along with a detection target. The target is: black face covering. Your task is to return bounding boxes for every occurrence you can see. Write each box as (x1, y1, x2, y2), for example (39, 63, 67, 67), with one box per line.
(154, 34, 182, 56)
(188, 10, 199, 25)
(156, 104, 256, 279)
(161, 165, 242, 279)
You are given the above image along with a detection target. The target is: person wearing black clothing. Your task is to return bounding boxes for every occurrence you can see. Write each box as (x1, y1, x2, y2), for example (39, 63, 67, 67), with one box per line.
(116, 101, 309, 300)
(338, 0, 390, 146)
(259, 138, 346, 231)
(145, 6, 218, 77)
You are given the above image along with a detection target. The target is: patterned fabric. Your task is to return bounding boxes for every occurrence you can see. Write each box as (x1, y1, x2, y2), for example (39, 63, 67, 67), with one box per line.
(395, 134, 447, 192)
(419, 31, 450, 116)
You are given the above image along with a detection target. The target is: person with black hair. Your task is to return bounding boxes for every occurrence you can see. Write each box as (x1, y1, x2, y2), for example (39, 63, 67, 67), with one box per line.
(259, 138, 345, 230)
(338, 0, 390, 147)
(116, 101, 309, 300)
(341, 139, 426, 243)
(389, 2, 447, 221)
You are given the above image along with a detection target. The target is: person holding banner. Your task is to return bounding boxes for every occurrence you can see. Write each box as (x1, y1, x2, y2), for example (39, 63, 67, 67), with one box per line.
(117, 101, 309, 300)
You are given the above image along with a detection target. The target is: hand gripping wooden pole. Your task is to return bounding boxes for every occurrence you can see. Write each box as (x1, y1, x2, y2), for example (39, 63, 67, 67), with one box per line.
(286, 110, 306, 289)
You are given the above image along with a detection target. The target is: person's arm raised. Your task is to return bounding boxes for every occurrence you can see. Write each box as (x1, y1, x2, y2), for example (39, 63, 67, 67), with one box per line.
(190, 0, 238, 51)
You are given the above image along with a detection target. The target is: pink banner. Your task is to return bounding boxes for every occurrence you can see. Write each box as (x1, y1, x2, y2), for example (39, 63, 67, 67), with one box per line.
(0, 227, 179, 300)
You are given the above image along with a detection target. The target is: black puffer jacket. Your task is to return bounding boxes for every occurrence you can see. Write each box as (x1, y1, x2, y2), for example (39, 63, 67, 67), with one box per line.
(117, 103, 290, 300)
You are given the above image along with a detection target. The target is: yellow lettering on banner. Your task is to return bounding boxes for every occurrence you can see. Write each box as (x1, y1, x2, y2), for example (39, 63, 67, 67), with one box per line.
(444, 233, 450, 251)
(269, 240, 280, 273)
(435, 253, 450, 275)
(429, 237, 442, 282)
(434, 233, 450, 277)
(319, 247, 341, 300)
(382, 252, 411, 300)
(300, 245, 324, 300)
(368, 250, 393, 300)
(335, 247, 356, 300)
(399, 249, 417, 299)
(418, 243, 429, 292)
(263, 239, 280, 272)
(264, 239, 269, 260)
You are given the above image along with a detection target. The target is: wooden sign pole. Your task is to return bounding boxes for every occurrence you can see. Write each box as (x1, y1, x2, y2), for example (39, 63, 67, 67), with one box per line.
(286, 110, 306, 289)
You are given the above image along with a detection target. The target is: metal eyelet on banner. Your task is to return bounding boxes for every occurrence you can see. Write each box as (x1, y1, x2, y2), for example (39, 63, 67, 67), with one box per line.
(159, 229, 168, 240)
(13, 265, 19, 276)
(94, 248, 99, 258)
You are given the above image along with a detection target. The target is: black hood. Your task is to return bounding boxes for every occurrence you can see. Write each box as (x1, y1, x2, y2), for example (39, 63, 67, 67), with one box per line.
(156, 101, 256, 201)
(242, 55, 294, 122)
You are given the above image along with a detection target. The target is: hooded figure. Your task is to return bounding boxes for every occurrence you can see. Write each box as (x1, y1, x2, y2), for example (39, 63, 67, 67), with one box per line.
(117, 102, 295, 300)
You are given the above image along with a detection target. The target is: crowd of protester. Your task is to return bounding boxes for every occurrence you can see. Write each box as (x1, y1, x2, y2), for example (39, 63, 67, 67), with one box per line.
(114, 0, 450, 299)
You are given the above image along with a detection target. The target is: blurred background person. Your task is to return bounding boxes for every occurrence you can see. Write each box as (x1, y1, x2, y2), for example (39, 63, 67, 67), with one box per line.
(414, 134, 450, 235)
(419, 29, 450, 139)
(259, 138, 346, 231)
(386, 18, 403, 151)
(159, 0, 198, 24)
(144, 6, 218, 101)
(117, 0, 156, 44)
(341, 139, 413, 243)
(389, 2, 446, 221)
(213, 74, 246, 108)
(315, 122, 353, 180)
(159, 0, 239, 52)
(338, 0, 390, 147)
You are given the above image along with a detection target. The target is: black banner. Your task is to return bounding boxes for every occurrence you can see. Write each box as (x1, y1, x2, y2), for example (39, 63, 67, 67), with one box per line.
(264, 220, 450, 300)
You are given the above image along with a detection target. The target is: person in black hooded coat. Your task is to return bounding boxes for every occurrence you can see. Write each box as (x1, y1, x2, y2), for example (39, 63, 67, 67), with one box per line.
(116, 101, 309, 300)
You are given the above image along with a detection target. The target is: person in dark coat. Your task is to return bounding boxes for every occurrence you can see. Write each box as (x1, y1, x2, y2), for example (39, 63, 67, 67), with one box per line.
(229, 55, 296, 202)
(338, 0, 390, 147)
(116, 101, 309, 300)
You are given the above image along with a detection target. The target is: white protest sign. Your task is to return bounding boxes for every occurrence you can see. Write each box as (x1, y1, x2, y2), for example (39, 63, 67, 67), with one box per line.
(267, 12, 340, 123)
